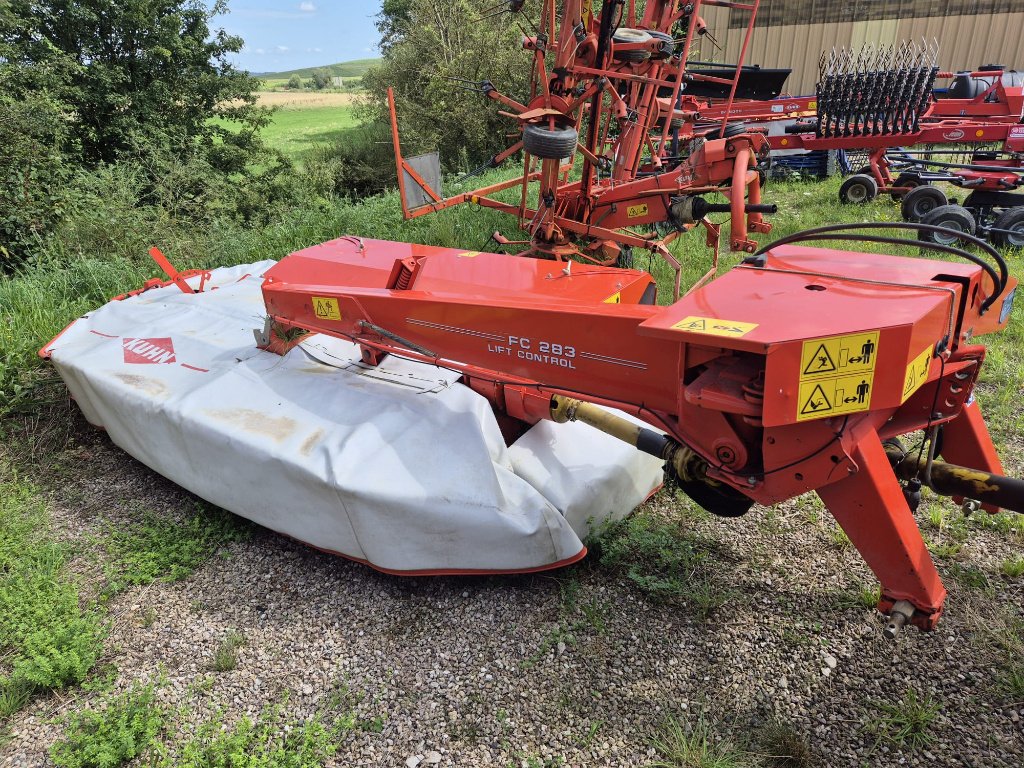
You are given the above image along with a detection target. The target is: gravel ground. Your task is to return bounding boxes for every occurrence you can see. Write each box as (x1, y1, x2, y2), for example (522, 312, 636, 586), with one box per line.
(3, 404, 1023, 768)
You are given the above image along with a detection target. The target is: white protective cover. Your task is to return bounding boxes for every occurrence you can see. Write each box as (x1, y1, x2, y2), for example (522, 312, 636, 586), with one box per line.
(45, 262, 663, 573)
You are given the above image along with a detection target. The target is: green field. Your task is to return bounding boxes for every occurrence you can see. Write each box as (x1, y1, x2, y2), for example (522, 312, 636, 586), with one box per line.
(253, 57, 380, 82)
(259, 75, 363, 89)
(259, 101, 359, 162)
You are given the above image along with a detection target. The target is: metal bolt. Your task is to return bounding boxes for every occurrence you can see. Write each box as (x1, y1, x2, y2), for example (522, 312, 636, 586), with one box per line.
(746, 476, 758, 487)
(961, 498, 981, 515)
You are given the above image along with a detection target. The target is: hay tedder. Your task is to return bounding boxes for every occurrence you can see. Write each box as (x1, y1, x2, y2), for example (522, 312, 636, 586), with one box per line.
(388, 0, 778, 297)
(43, 1, 1024, 637)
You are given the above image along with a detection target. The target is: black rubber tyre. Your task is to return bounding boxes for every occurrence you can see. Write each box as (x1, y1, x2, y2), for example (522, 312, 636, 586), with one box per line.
(704, 122, 748, 140)
(918, 204, 977, 245)
(838, 174, 878, 204)
(522, 122, 578, 160)
(901, 184, 948, 222)
(990, 206, 1024, 249)
(889, 172, 922, 201)
(647, 30, 675, 59)
(612, 28, 652, 62)
(854, 165, 872, 176)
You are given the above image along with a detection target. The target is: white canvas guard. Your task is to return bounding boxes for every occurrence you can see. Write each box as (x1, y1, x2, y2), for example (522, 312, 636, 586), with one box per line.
(44, 262, 663, 574)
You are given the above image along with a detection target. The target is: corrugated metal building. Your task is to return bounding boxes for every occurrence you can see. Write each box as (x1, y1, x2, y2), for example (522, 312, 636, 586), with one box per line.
(700, 1, 1024, 95)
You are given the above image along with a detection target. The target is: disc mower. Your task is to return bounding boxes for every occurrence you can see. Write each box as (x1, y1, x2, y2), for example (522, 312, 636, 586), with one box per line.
(258, 219, 1022, 636)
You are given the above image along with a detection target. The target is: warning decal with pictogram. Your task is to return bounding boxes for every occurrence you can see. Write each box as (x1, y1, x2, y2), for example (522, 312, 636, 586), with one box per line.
(671, 315, 759, 338)
(799, 331, 879, 381)
(796, 373, 875, 422)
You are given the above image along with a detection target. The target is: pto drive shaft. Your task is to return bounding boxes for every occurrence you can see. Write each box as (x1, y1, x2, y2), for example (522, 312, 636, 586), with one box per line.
(549, 395, 706, 483)
(885, 446, 1024, 514)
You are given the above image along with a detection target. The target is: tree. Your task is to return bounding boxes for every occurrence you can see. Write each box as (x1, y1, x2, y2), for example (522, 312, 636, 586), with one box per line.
(362, 0, 531, 172)
(311, 68, 332, 90)
(0, 0, 270, 169)
(287, 74, 303, 89)
(0, 0, 290, 268)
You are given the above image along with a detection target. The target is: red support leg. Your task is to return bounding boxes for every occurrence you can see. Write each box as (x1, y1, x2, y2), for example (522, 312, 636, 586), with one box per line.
(940, 398, 1004, 513)
(817, 426, 947, 630)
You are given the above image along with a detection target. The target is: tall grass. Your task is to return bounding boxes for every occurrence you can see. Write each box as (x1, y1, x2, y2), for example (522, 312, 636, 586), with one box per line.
(2, 166, 1020, 446)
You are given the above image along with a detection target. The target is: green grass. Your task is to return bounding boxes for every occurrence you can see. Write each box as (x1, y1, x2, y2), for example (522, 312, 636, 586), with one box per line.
(210, 631, 246, 673)
(756, 722, 813, 768)
(260, 105, 359, 163)
(0, 467, 105, 718)
(999, 556, 1024, 577)
(164, 704, 341, 768)
(101, 504, 249, 594)
(865, 687, 940, 751)
(50, 682, 167, 768)
(648, 714, 753, 768)
(592, 511, 734, 619)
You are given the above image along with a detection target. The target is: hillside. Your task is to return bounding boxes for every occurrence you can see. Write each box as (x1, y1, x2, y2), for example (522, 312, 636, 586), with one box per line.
(254, 57, 380, 80)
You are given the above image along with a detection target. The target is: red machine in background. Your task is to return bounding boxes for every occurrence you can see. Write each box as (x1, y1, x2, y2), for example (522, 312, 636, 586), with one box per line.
(388, 0, 777, 298)
(260, 220, 1021, 636)
(886, 127, 1024, 249)
(758, 43, 1024, 222)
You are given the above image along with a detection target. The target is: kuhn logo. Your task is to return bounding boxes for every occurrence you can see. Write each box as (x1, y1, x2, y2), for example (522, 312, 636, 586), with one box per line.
(1011, 126, 1024, 137)
(123, 337, 176, 365)
(942, 129, 966, 140)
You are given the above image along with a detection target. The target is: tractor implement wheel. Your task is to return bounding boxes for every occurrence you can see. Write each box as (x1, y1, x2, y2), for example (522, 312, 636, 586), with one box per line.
(612, 28, 652, 62)
(890, 172, 922, 201)
(839, 174, 878, 204)
(704, 122, 748, 140)
(523, 123, 579, 160)
(990, 207, 1024, 249)
(901, 184, 948, 221)
(647, 30, 675, 59)
(918, 205, 977, 245)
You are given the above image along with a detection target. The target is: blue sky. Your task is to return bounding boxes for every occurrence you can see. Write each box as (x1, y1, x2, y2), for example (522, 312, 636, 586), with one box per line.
(212, 1, 383, 73)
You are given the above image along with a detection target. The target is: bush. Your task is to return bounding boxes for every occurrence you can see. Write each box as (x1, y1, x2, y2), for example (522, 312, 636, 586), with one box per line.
(0, 91, 71, 269)
(304, 122, 401, 198)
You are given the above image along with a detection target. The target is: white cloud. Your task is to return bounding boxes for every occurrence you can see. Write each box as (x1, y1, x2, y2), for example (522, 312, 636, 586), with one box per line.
(306, 47, 322, 53)
(299, 2, 316, 11)
(276, 45, 290, 53)
(254, 48, 266, 55)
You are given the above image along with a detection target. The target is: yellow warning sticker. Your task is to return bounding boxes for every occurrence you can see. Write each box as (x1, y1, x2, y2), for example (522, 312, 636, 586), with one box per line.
(800, 331, 879, 381)
(797, 373, 875, 421)
(604, 292, 622, 304)
(672, 316, 759, 338)
(627, 203, 649, 218)
(312, 296, 341, 321)
(902, 345, 932, 403)
(808, 100, 817, 109)
(456, 250, 480, 258)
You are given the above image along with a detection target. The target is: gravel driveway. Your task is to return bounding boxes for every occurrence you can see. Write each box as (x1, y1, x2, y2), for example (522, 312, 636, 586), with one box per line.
(3, 407, 1023, 768)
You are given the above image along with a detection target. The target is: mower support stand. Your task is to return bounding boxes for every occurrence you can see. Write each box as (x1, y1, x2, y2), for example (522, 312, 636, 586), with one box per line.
(940, 399, 1004, 513)
(817, 427, 946, 632)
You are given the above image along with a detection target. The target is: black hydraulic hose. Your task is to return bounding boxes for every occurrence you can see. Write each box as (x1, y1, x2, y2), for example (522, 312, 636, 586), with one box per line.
(752, 222, 1008, 313)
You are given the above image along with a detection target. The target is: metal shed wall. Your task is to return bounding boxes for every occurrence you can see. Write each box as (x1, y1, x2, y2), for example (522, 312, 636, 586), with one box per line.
(698, 3, 1024, 95)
